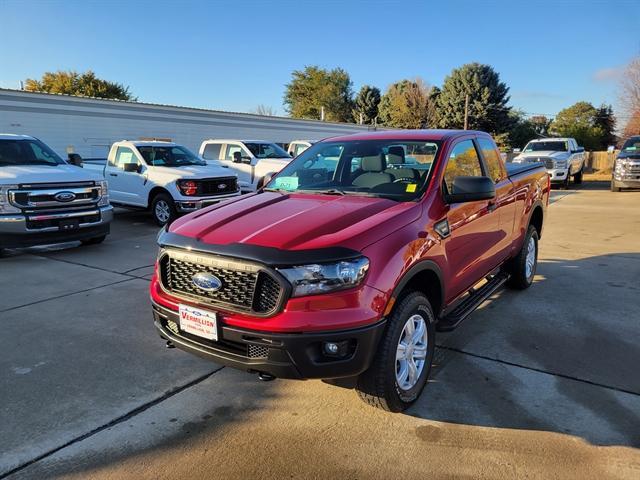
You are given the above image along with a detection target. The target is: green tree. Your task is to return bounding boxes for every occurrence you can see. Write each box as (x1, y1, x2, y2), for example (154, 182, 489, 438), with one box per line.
(352, 85, 381, 124)
(283, 66, 354, 122)
(435, 63, 513, 133)
(594, 104, 617, 149)
(507, 112, 538, 150)
(378, 78, 434, 129)
(25, 70, 135, 101)
(549, 101, 604, 150)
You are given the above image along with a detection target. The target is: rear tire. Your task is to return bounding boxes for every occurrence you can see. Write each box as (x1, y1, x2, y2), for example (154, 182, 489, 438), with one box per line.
(80, 235, 106, 246)
(507, 225, 539, 290)
(356, 291, 435, 412)
(151, 193, 177, 226)
(574, 167, 583, 184)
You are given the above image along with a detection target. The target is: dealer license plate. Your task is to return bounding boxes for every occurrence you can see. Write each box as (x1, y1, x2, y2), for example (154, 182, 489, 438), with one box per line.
(178, 304, 218, 341)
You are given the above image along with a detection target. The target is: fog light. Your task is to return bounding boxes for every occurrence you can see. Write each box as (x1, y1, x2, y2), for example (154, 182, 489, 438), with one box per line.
(324, 342, 339, 355)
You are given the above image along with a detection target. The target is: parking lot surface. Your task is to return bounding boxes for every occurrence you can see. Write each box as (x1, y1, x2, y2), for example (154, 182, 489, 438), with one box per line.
(1, 183, 639, 479)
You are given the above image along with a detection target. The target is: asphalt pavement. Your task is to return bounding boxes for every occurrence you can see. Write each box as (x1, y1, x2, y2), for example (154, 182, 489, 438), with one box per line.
(1, 183, 639, 479)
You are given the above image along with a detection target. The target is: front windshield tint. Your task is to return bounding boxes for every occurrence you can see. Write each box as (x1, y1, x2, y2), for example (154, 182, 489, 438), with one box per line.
(621, 137, 640, 151)
(524, 141, 568, 152)
(0, 139, 64, 167)
(265, 139, 439, 201)
(137, 146, 204, 167)
(245, 142, 290, 159)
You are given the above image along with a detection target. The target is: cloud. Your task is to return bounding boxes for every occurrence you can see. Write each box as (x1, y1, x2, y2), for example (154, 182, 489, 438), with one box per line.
(593, 66, 624, 82)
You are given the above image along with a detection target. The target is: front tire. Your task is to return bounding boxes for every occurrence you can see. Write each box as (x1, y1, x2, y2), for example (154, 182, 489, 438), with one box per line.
(561, 172, 570, 189)
(610, 179, 621, 192)
(151, 193, 177, 226)
(574, 167, 583, 184)
(80, 235, 106, 246)
(507, 225, 539, 290)
(356, 291, 435, 412)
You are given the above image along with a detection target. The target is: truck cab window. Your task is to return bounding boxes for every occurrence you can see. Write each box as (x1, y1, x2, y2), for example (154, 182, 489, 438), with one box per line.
(444, 140, 483, 191)
(113, 147, 138, 169)
(478, 138, 503, 183)
(202, 143, 222, 160)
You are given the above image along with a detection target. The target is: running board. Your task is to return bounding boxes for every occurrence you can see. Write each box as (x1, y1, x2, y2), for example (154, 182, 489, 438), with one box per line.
(437, 272, 509, 332)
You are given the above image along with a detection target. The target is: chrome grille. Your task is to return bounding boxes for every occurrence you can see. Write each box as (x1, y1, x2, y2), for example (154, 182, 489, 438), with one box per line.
(158, 249, 285, 315)
(9, 183, 100, 211)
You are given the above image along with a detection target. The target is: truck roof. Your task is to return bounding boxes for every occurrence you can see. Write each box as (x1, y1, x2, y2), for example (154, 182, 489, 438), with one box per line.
(115, 140, 179, 147)
(325, 129, 492, 143)
(528, 137, 573, 142)
(0, 134, 36, 140)
(203, 139, 278, 144)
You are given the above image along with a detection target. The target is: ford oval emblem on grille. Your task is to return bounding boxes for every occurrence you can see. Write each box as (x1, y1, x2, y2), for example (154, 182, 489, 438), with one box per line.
(192, 272, 222, 292)
(217, 183, 227, 190)
(54, 191, 76, 202)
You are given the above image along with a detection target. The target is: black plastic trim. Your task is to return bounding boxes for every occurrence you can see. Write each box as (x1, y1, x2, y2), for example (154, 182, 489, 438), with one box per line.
(0, 223, 109, 249)
(158, 230, 363, 267)
(389, 260, 445, 316)
(153, 301, 386, 379)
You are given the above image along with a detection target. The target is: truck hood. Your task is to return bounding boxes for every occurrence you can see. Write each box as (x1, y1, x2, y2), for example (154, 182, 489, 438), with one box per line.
(515, 150, 570, 161)
(0, 164, 103, 184)
(149, 164, 236, 180)
(169, 191, 421, 252)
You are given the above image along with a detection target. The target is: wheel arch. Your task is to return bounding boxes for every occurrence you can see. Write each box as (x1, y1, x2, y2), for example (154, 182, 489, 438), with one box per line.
(388, 261, 445, 318)
(148, 186, 171, 209)
(528, 202, 544, 239)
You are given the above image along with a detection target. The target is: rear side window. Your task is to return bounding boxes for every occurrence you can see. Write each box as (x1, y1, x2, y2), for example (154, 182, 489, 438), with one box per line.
(202, 143, 221, 160)
(443, 140, 482, 191)
(478, 138, 503, 183)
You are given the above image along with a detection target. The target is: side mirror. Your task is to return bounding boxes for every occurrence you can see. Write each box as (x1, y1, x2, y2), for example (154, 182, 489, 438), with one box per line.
(573, 147, 585, 153)
(256, 171, 276, 190)
(233, 151, 251, 164)
(123, 163, 141, 173)
(445, 176, 495, 204)
(68, 153, 83, 167)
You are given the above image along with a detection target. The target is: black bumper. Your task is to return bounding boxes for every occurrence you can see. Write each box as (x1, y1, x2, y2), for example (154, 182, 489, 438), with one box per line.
(0, 223, 110, 249)
(152, 302, 385, 380)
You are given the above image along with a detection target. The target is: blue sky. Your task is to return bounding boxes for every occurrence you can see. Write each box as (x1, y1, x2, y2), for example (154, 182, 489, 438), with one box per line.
(1, 0, 639, 120)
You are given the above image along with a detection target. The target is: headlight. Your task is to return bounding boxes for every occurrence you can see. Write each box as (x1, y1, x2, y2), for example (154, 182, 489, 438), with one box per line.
(0, 185, 21, 214)
(279, 257, 369, 297)
(97, 180, 110, 207)
(177, 179, 198, 196)
(555, 159, 567, 168)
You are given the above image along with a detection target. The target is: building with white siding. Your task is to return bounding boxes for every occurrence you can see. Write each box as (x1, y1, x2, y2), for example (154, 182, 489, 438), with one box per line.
(0, 89, 372, 159)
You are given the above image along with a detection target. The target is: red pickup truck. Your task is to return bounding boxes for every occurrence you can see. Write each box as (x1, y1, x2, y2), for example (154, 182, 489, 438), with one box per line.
(151, 130, 549, 411)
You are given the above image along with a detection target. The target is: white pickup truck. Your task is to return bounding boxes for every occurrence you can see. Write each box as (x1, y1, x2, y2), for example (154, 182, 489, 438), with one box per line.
(84, 141, 240, 226)
(199, 139, 292, 192)
(513, 137, 585, 188)
(0, 134, 112, 251)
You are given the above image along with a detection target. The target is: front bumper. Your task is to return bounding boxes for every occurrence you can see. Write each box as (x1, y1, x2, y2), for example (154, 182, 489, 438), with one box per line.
(547, 168, 569, 182)
(174, 191, 241, 212)
(0, 205, 113, 248)
(152, 301, 385, 380)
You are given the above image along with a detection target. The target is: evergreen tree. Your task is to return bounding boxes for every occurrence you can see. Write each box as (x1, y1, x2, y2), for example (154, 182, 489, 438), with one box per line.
(352, 85, 381, 124)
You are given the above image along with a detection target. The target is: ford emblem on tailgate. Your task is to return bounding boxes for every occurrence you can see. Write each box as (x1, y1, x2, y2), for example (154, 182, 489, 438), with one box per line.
(192, 272, 222, 292)
(54, 191, 76, 202)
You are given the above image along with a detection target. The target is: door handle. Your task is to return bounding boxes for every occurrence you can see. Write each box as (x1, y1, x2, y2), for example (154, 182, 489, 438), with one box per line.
(109, 173, 118, 177)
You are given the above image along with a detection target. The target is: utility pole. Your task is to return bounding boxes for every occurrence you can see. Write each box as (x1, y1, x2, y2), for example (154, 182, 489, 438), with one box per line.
(320, 106, 325, 122)
(464, 94, 469, 130)
(359, 112, 363, 125)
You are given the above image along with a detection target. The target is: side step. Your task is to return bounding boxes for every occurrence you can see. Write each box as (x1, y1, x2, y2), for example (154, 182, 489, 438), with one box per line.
(437, 272, 509, 332)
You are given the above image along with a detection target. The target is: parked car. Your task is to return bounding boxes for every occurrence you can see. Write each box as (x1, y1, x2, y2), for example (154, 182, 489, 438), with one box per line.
(611, 136, 640, 191)
(199, 139, 292, 192)
(513, 137, 585, 188)
(287, 140, 314, 157)
(150, 129, 549, 412)
(84, 141, 240, 226)
(0, 134, 112, 251)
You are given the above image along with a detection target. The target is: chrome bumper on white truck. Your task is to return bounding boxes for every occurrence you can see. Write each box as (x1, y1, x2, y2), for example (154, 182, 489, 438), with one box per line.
(547, 168, 569, 182)
(174, 192, 241, 213)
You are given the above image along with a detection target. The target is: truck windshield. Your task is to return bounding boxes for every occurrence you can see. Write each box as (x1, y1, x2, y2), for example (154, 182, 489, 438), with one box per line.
(621, 137, 640, 151)
(137, 146, 205, 167)
(245, 142, 291, 159)
(265, 139, 439, 201)
(524, 141, 568, 152)
(0, 139, 64, 167)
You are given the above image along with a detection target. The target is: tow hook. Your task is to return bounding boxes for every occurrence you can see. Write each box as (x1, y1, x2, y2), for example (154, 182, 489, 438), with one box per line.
(166, 340, 175, 349)
(258, 372, 276, 382)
